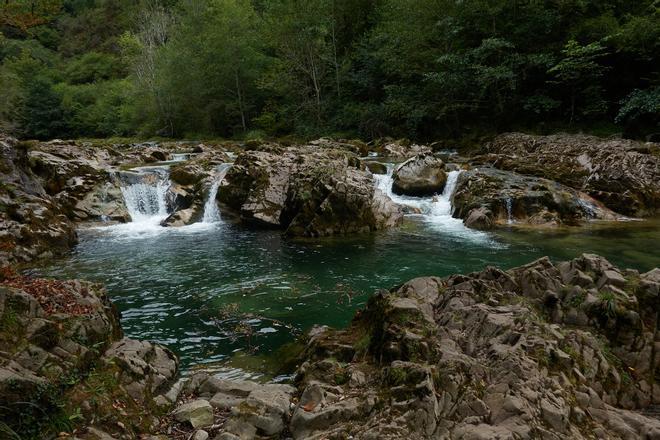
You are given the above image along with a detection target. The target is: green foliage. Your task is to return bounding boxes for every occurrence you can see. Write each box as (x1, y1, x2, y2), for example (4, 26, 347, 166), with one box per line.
(598, 291, 619, 318)
(616, 87, 660, 124)
(548, 40, 609, 123)
(0, 0, 658, 140)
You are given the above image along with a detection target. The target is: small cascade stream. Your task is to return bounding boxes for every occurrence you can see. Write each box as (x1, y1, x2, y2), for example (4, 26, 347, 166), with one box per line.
(506, 197, 514, 224)
(102, 162, 234, 236)
(119, 168, 171, 228)
(374, 164, 491, 241)
(202, 163, 233, 224)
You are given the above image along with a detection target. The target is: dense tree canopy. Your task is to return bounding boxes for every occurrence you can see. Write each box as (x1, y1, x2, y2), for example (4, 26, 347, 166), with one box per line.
(0, 0, 658, 140)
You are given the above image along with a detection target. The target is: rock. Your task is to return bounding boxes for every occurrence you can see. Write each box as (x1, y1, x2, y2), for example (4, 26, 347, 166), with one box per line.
(464, 207, 494, 230)
(481, 133, 660, 216)
(210, 380, 295, 438)
(283, 254, 660, 439)
(73, 181, 129, 222)
(379, 140, 432, 159)
(218, 146, 402, 236)
(104, 337, 178, 402)
(0, 135, 77, 265)
(308, 137, 368, 156)
(392, 154, 447, 196)
(365, 161, 388, 174)
(540, 398, 569, 432)
(161, 205, 203, 227)
(192, 429, 209, 440)
(597, 269, 627, 289)
(452, 167, 619, 228)
(170, 163, 205, 186)
(172, 399, 214, 428)
(0, 278, 185, 438)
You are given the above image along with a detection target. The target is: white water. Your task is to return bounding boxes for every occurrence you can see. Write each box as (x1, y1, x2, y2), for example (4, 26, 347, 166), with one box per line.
(374, 164, 496, 242)
(99, 163, 235, 238)
(202, 163, 232, 223)
(506, 197, 514, 224)
(121, 180, 170, 224)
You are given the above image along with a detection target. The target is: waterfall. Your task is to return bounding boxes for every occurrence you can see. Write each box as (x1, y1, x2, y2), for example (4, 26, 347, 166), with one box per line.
(374, 164, 461, 218)
(121, 180, 170, 223)
(505, 197, 514, 224)
(201, 163, 232, 223)
(114, 167, 172, 234)
(374, 164, 492, 240)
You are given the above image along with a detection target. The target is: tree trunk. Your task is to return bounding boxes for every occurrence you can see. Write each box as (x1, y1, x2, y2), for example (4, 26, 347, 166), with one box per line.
(308, 46, 322, 124)
(570, 88, 576, 125)
(235, 69, 247, 132)
(331, 1, 341, 99)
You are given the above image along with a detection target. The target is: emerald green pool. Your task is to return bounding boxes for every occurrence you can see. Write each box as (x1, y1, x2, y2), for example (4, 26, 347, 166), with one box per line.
(33, 216, 659, 380)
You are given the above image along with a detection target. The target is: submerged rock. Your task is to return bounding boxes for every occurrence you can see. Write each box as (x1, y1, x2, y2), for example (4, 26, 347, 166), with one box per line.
(365, 161, 388, 175)
(480, 132, 660, 216)
(392, 154, 447, 196)
(219, 145, 402, 236)
(452, 167, 619, 228)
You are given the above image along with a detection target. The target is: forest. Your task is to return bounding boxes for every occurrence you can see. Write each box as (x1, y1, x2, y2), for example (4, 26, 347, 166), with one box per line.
(0, 0, 658, 141)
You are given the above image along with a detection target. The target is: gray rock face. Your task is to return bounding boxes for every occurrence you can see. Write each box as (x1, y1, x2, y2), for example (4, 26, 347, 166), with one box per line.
(481, 133, 660, 216)
(218, 145, 402, 236)
(452, 167, 620, 228)
(282, 254, 660, 439)
(0, 277, 180, 438)
(0, 280, 119, 414)
(104, 337, 178, 402)
(185, 373, 296, 438)
(0, 136, 77, 265)
(392, 154, 447, 196)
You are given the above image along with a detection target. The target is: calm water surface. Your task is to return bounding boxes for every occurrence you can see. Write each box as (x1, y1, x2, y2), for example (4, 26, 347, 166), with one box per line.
(33, 211, 660, 379)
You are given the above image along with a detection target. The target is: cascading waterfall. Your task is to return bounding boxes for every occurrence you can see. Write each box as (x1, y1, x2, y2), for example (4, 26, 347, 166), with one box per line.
(374, 164, 490, 241)
(121, 179, 170, 223)
(374, 164, 461, 218)
(202, 163, 232, 223)
(107, 167, 173, 236)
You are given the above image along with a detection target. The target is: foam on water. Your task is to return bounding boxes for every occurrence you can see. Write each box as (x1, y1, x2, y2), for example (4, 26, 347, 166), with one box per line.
(374, 164, 498, 243)
(101, 164, 235, 239)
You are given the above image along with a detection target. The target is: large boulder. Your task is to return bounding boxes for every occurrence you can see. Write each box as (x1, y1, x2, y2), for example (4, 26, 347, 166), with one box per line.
(478, 133, 660, 216)
(0, 275, 180, 438)
(392, 154, 447, 196)
(0, 136, 77, 265)
(452, 167, 619, 228)
(282, 255, 660, 439)
(218, 146, 402, 236)
(0, 277, 121, 420)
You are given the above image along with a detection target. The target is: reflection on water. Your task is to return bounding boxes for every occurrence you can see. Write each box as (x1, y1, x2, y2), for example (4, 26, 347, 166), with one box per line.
(32, 216, 660, 380)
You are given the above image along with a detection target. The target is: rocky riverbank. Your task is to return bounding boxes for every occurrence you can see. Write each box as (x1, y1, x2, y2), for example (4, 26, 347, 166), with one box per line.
(1, 253, 658, 439)
(1, 131, 659, 438)
(475, 133, 660, 217)
(2, 132, 659, 265)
